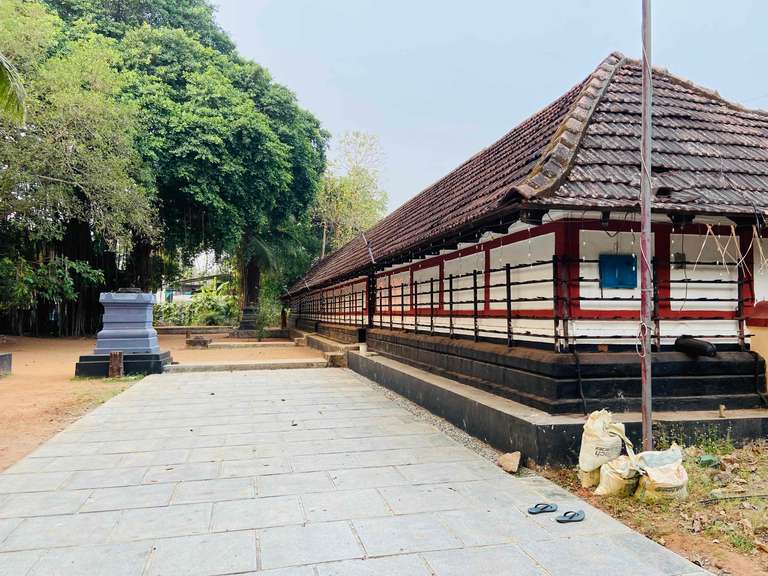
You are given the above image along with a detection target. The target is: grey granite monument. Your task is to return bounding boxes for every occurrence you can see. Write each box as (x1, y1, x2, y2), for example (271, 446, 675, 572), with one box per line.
(75, 289, 172, 377)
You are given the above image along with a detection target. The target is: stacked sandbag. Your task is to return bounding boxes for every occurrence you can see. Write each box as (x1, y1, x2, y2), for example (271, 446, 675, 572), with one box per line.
(577, 409, 632, 488)
(634, 443, 689, 501)
(594, 454, 640, 496)
(576, 410, 689, 500)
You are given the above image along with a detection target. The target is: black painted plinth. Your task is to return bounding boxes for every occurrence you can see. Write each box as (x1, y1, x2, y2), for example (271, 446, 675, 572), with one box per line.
(75, 351, 172, 378)
(366, 329, 768, 414)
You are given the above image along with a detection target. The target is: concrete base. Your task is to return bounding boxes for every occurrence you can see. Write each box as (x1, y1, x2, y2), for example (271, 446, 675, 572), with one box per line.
(0, 353, 11, 376)
(164, 358, 328, 373)
(75, 351, 172, 378)
(348, 350, 768, 466)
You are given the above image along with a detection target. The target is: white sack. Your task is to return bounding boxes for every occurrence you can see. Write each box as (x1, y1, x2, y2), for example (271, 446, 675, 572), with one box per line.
(635, 443, 689, 501)
(578, 409, 632, 472)
(594, 455, 640, 496)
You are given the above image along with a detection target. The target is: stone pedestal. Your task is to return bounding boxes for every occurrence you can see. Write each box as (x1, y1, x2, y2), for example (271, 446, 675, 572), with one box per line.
(75, 291, 172, 377)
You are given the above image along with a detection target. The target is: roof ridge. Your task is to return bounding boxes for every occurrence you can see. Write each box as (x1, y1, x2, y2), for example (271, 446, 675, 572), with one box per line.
(622, 57, 768, 118)
(503, 52, 627, 202)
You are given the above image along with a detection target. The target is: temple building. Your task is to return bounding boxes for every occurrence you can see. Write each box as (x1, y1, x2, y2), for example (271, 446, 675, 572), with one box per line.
(287, 53, 768, 420)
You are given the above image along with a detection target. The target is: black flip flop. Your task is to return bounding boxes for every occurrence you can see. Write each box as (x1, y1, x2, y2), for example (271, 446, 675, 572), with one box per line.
(527, 503, 558, 515)
(555, 510, 585, 523)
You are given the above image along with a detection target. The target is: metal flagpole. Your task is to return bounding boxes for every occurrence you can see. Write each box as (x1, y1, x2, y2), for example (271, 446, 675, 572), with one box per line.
(640, 0, 654, 451)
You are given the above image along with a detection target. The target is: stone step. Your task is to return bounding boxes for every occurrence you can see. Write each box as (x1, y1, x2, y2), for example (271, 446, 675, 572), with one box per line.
(164, 359, 328, 373)
(206, 341, 295, 349)
(323, 351, 346, 367)
(304, 333, 360, 354)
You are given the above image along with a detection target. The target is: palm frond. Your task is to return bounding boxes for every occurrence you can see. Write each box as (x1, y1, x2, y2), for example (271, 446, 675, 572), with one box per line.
(0, 52, 26, 125)
(249, 236, 278, 273)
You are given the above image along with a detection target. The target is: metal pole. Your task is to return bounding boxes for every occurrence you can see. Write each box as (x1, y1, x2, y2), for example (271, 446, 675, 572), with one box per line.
(640, 0, 654, 451)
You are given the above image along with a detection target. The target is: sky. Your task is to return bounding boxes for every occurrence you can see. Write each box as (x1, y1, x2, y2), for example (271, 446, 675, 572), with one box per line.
(215, 1, 768, 213)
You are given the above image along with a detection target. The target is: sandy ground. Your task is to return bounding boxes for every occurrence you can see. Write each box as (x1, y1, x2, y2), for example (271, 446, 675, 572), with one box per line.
(0, 335, 323, 471)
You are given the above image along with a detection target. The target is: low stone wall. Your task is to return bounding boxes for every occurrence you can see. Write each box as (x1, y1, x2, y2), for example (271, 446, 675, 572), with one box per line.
(155, 326, 232, 335)
(316, 323, 365, 345)
(292, 319, 364, 345)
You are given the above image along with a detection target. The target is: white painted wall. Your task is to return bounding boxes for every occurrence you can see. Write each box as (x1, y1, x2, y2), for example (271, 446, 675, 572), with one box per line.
(442, 252, 485, 312)
(579, 230, 649, 311)
(488, 233, 554, 311)
(294, 219, 752, 348)
(669, 233, 738, 312)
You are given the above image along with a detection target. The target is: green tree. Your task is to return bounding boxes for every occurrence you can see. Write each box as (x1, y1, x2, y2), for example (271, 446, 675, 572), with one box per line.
(0, 0, 62, 125)
(0, 52, 25, 124)
(314, 131, 388, 258)
(0, 0, 157, 334)
(0, 0, 328, 334)
(120, 24, 326, 325)
(44, 0, 234, 52)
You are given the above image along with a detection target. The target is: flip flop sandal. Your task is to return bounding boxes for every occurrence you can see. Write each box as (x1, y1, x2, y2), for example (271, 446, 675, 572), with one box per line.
(555, 510, 585, 523)
(527, 503, 558, 515)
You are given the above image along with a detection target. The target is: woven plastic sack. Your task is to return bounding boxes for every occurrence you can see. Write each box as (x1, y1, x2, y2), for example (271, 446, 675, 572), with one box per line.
(577, 468, 601, 488)
(635, 443, 689, 501)
(578, 409, 632, 472)
(595, 455, 640, 496)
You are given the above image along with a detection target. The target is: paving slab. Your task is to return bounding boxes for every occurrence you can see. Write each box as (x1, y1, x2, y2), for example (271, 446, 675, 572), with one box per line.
(0, 367, 709, 575)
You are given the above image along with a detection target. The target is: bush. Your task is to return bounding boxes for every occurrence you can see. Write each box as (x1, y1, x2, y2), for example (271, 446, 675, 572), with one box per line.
(154, 281, 239, 326)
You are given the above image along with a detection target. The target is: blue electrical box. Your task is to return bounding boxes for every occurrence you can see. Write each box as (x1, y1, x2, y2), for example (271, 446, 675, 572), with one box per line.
(599, 254, 637, 289)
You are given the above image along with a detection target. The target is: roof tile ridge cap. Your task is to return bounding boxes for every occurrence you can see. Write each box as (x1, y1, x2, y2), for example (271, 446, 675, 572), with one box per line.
(662, 71, 768, 118)
(616, 55, 768, 118)
(505, 52, 628, 203)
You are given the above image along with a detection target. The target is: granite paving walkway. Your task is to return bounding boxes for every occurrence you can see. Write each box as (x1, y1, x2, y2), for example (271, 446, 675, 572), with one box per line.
(0, 368, 708, 576)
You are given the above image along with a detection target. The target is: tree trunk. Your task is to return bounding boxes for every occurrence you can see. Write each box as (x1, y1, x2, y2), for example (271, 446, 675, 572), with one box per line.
(126, 237, 153, 292)
(239, 256, 261, 330)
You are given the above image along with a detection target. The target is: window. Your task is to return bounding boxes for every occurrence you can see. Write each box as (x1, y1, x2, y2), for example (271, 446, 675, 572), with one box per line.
(599, 254, 637, 289)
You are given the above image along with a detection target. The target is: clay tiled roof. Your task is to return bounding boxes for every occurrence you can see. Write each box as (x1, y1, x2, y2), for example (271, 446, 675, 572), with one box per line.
(293, 52, 768, 292)
(522, 56, 768, 214)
